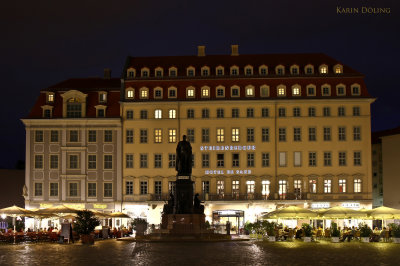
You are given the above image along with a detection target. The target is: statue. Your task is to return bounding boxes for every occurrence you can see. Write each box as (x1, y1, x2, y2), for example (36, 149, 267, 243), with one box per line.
(163, 193, 175, 214)
(22, 184, 28, 198)
(193, 193, 204, 214)
(175, 135, 192, 176)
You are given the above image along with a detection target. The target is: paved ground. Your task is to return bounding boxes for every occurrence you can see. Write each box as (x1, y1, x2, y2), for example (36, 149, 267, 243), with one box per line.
(0, 239, 399, 265)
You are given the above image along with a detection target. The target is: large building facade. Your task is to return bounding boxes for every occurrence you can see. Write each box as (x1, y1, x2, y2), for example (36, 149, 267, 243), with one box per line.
(23, 46, 375, 228)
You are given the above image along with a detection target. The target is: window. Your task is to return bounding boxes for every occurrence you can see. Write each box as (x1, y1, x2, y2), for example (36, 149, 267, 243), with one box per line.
(217, 128, 224, 142)
(187, 109, 194, 119)
(308, 107, 316, 117)
(50, 183, 58, 197)
(354, 179, 362, 193)
(323, 107, 331, 117)
(88, 183, 97, 197)
(47, 93, 54, 103)
(154, 129, 162, 143)
(309, 179, 317, 193)
(87, 130, 96, 143)
(104, 130, 112, 142)
(43, 109, 52, 118)
(291, 66, 299, 75)
(140, 154, 148, 168)
(141, 69, 149, 77)
(187, 87, 195, 97)
(247, 108, 254, 118)
(232, 180, 240, 199)
(34, 183, 43, 197)
(320, 65, 328, 74)
(324, 152, 332, 166)
(339, 179, 347, 193)
(352, 86, 360, 95)
(308, 127, 316, 141)
(34, 155, 43, 169)
(262, 153, 270, 167)
(324, 180, 332, 193)
(217, 154, 224, 167)
(155, 109, 162, 119)
(276, 66, 284, 75)
(230, 66, 239, 75)
(231, 87, 240, 97)
(278, 107, 286, 117)
(246, 181, 255, 197)
(169, 129, 177, 143)
(307, 86, 316, 96)
(216, 66, 224, 76)
(99, 92, 107, 103)
(354, 151, 361, 166)
(232, 108, 240, 118)
(140, 129, 148, 143)
(294, 151, 301, 167)
(103, 183, 113, 198)
(35, 130, 43, 142)
(338, 127, 346, 141)
(277, 87, 286, 96)
(294, 180, 302, 197)
(338, 107, 345, 117)
(305, 66, 313, 74)
(259, 66, 268, 75)
(353, 106, 360, 116)
(169, 68, 177, 77)
(169, 109, 176, 119)
(247, 153, 255, 167)
(339, 152, 346, 166)
(155, 69, 163, 77)
(69, 183, 78, 197)
(168, 87, 177, 98)
(69, 155, 78, 169)
(293, 107, 301, 117)
(232, 128, 239, 142)
(337, 86, 345, 96)
(335, 65, 342, 74)
(126, 89, 134, 99)
(246, 86, 254, 97)
(262, 128, 269, 142)
(155, 181, 162, 196)
(126, 110, 134, 120)
(353, 127, 361, 141)
(50, 155, 58, 169)
(187, 129, 195, 143)
(202, 128, 209, 143)
(278, 180, 287, 199)
(293, 128, 301, 141)
(292, 86, 300, 96)
(126, 154, 133, 168)
(217, 180, 224, 197)
(50, 130, 59, 142)
(201, 86, 210, 97)
(140, 110, 148, 119)
(201, 67, 209, 76)
(97, 108, 105, 118)
(69, 130, 78, 142)
(66, 99, 82, 118)
(279, 152, 286, 167)
(308, 152, 316, 167)
(260, 86, 269, 97)
(154, 154, 162, 168)
(262, 108, 269, 117)
(322, 86, 330, 96)
(202, 108, 209, 118)
(104, 155, 113, 169)
(216, 87, 225, 97)
(88, 155, 97, 169)
(127, 69, 135, 78)
(168, 154, 176, 168)
(323, 127, 331, 141)
(245, 67, 253, 76)
(278, 128, 286, 142)
(232, 153, 240, 167)
(126, 129, 134, 143)
(126, 181, 133, 195)
(247, 128, 254, 142)
(202, 153, 209, 168)
(140, 88, 148, 99)
(216, 108, 224, 118)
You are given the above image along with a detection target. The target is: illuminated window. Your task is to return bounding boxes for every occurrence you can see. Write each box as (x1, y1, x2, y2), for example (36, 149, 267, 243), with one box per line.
(324, 180, 332, 193)
(279, 152, 286, 167)
(232, 128, 239, 142)
(292, 86, 300, 96)
(126, 88, 134, 99)
(262, 180, 270, 198)
(354, 179, 362, 193)
(277, 87, 286, 96)
(155, 109, 162, 119)
(187, 87, 195, 97)
(246, 180, 255, 195)
(294, 180, 301, 197)
(232, 180, 239, 199)
(140, 88, 148, 99)
(154, 129, 162, 143)
(217, 128, 224, 142)
(339, 179, 346, 193)
(294, 151, 301, 166)
(320, 65, 328, 74)
(217, 180, 224, 197)
(201, 86, 210, 97)
(334, 64, 343, 74)
(169, 129, 177, 143)
(169, 109, 176, 119)
(246, 86, 254, 97)
(47, 93, 54, 103)
(278, 180, 287, 199)
(309, 179, 317, 193)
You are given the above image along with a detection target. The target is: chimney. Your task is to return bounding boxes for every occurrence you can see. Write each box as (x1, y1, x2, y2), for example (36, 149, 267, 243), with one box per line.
(104, 68, 111, 79)
(197, 45, 205, 56)
(231, 44, 239, 56)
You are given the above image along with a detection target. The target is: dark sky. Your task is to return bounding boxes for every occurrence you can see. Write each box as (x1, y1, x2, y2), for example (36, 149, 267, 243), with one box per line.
(0, 0, 398, 169)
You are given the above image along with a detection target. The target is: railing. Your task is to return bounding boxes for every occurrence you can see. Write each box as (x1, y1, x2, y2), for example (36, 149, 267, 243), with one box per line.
(147, 192, 310, 201)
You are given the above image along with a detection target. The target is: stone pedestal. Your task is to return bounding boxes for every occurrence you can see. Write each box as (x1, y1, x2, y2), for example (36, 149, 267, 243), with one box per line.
(175, 178, 194, 214)
(161, 213, 206, 234)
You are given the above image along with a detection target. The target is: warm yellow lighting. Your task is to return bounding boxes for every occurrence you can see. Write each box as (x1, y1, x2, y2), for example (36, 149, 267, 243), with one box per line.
(93, 204, 107, 209)
(40, 203, 53, 209)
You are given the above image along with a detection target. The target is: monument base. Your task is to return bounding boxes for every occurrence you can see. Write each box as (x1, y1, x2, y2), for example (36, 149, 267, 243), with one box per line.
(161, 213, 206, 234)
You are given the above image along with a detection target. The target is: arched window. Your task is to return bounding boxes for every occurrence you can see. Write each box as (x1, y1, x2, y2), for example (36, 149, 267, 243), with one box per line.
(66, 98, 82, 118)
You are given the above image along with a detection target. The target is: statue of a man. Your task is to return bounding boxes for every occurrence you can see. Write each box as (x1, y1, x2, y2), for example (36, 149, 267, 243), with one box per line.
(176, 135, 192, 176)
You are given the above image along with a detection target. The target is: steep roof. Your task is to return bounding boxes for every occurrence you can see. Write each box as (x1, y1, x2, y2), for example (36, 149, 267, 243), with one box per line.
(42, 78, 121, 92)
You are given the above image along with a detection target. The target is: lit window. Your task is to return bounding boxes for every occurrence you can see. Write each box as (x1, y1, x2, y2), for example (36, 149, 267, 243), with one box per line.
(339, 179, 346, 193)
(201, 87, 209, 97)
(155, 109, 162, 119)
(320, 66, 328, 74)
(126, 89, 134, 99)
(140, 88, 148, 98)
(354, 179, 362, 193)
(217, 128, 224, 142)
(154, 129, 162, 143)
(334, 65, 343, 74)
(187, 88, 195, 97)
(246, 86, 254, 97)
(169, 129, 177, 143)
(277, 87, 286, 96)
(48, 93, 54, 103)
(278, 180, 287, 199)
(246, 180, 255, 194)
(169, 109, 176, 119)
(232, 128, 239, 142)
(324, 180, 332, 193)
(292, 86, 300, 96)
(309, 179, 317, 193)
(99, 92, 107, 103)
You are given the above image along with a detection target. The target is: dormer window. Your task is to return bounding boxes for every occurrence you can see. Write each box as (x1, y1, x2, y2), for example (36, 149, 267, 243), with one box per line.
(127, 68, 135, 78)
(187, 66, 195, 77)
(201, 66, 210, 76)
(336, 84, 346, 96)
(244, 66, 253, 76)
(126, 88, 134, 99)
(155, 67, 163, 77)
(230, 66, 239, 76)
(168, 87, 177, 98)
(216, 66, 224, 76)
(140, 87, 149, 99)
(216, 86, 225, 97)
(290, 65, 299, 75)
(351, 84, 361, 95)
(259, 65, 268, 75)
(292, 85, 301, 96)
(61, 90, 87, 118)
(201, 86, 210, 98)
(260, 85, 269, 97)
(141, 68, 150, 77)
(277, 86, 286, 96)
(99, 92, 107, 103)
(47, 93, 55, 103)
(231, 86, 240, 97)
(186, 87, 195, 98)
(319, 65, 328, 74)
(154, 87, 163, 99)
(334, 64, 343, 74)
(307, 85, 316, 96)
(169, 67, 177, 77)
(322, 84, 331, 96)
(66, 98, 82, 118)
(44, 109, 52, 118)
(305, 65, 314, 74)
(275, 65, 285, 75)
(246, 85, 255, 97)
(97, 109, 105, 117)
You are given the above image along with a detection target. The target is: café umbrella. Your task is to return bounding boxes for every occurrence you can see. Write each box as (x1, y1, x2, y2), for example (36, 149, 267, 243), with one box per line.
(261, 206, 319, 219)
(318, 206, 365, 219)
(0, 205, 34, 244)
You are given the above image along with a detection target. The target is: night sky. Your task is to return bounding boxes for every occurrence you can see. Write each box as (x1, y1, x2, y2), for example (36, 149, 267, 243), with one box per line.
(0, 0, 398, 169)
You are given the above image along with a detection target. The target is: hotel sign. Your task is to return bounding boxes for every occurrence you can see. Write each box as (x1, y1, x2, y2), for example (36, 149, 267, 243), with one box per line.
(342, 202, 360, 209)
(200, 145, 256, 151)
(311, 202, 330, 209)
(205, 169, 252, 175)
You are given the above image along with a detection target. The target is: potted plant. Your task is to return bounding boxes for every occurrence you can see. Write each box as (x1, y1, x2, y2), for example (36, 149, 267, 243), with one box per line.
(389, 223, 400, 243)
(359, 223, 372, 243)
(131, 218, 148, 236)
(264, 221, 277, 242)
(302, 223, 312, 242)
(73, 210, 100, 244)
(331, 222, 340, 243)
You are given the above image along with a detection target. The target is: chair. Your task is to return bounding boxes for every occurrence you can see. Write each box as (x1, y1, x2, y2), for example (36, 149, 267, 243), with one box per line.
(324, 229, 331, 238)
(316, 229, 323, 240)
(287, 230, 294, 241)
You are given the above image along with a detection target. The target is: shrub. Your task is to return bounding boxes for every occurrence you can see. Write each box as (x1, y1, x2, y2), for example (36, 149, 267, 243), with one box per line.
(264, 221, 276, 236)
(389, 223, 400, 238)
(131, 218, 148, 231)
(302, 223, 313, 237)
(73, 210, 100, 235)
(331, 222, 340, 237)
(359, 223, 372, 237)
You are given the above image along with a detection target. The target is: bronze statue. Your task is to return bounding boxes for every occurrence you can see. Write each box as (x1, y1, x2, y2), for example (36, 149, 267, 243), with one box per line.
(175, 135, 192, 176)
